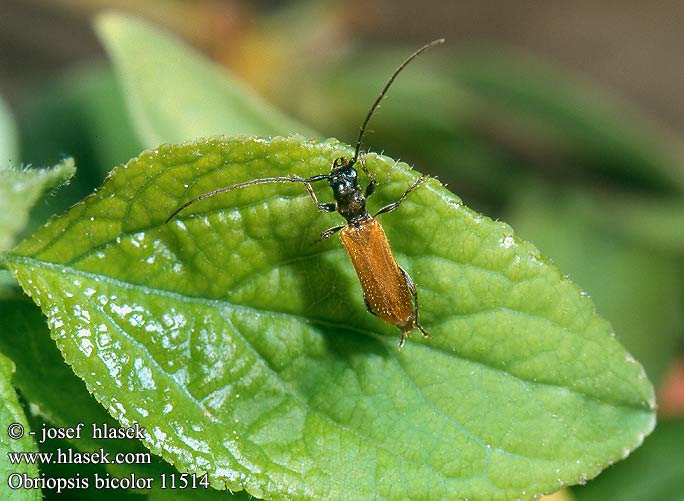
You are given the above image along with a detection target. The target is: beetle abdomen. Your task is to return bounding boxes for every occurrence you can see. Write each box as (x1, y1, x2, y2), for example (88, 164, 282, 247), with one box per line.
(339, 218, 415, 330)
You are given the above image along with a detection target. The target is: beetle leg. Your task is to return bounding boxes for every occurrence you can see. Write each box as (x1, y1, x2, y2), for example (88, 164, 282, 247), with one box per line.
(304, 182, 336, 212)
(360, 152, 378, 198)
(304, 182, 319, 204)
(400, 266, 431, 339)
(318, 203, 337, 212)
(373, 174, 427, 217)
(316, 225, 344, 242)
(400, 267, 418, 310)
(397, 332, 407, 351)
(416, 322, 431, 339)
(362, 292, 411, 351)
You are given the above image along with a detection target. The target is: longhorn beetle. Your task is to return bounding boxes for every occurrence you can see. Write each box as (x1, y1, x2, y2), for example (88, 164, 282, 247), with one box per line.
(167, 38, 445, 349)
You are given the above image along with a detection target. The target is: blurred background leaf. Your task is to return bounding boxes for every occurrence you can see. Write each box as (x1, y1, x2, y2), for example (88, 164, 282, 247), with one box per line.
(95, 12, 316, 147)
(0, 94, 18, 165)
(291, 48, 684, 207)
(16, 67, 142, 232)
(0, 97, 19, 292)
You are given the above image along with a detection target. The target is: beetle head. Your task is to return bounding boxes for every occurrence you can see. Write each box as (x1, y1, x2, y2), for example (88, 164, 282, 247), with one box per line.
(329, 156, 359, 197)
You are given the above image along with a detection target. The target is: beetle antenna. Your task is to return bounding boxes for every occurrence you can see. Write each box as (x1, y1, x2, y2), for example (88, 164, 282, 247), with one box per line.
(351, 38, 445, 164)
(166, 174, 329, 223)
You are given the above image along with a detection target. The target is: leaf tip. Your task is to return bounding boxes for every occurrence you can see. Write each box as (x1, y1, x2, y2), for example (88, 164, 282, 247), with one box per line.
(93, 9, 145, 45)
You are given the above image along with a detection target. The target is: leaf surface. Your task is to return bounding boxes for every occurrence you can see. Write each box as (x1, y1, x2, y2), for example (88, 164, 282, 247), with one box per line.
(0, 297, 131, 451)
(0, 296, 248, 498)
(508, 184, 683, 385)
(6, 136, 655, 500)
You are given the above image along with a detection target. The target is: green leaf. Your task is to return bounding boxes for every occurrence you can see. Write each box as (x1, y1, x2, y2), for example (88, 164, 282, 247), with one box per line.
(0, 351, 41, 501)
(573, 419, 684, 501)
(0, 297, 221, 497)
(0, 97, 20, 291)
(0, 160, 75, 253)
(148, 484, 250, 501)
(0, 296, 236, 498)
(6, 137, 655, 500)
(507, 184, 684, 385)
(95, 12, 316, 147)
(0, 297, 124, 450)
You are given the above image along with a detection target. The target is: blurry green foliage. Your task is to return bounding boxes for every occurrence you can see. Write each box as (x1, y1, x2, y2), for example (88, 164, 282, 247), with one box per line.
(17, 67, 142, 231)
(0, 95, 18, 165)
(294, 47, 684, 198)
(95, 12, 315, 147)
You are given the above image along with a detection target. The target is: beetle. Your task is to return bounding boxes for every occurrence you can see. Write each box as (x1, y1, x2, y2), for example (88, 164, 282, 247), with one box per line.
(167, 38, 444, 349)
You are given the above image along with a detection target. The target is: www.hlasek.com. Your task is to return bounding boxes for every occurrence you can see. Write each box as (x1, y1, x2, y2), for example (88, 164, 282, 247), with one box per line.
(6, 422, 210, 493)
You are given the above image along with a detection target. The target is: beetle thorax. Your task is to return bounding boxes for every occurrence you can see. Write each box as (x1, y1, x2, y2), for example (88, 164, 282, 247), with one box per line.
(329, 160, 369, 224)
